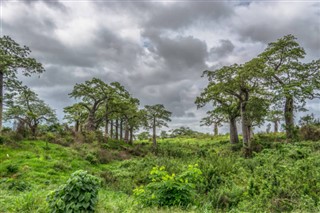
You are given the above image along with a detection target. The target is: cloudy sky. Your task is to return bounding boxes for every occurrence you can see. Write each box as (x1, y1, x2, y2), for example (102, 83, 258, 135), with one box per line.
(2, 0, 320, 133)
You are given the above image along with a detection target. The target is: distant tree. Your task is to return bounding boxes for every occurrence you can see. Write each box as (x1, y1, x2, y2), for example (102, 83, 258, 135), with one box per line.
(5, 86, 57, 137)
(200, 110, 224, 136)
(63, 103, 88, 132)
(299, 113, 318, 126)
(160, 130, 168, 139)
(267, 109, 283, 133)
(144, 104, 172, 147)
(137, 131, 150, 140)
(266, 123, 271, 133)
(0, 36, 45, 130)
(259, 34, 320, 140)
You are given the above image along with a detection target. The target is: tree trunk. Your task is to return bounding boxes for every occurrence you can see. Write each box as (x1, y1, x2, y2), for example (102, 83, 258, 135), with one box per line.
(124, 121, 129, 143)
(30, 123, 37, 138)
(284, 96, 294, 140)
(241, 101, 251, 149)
(274, 120, 278, 133)
(229, 118, 239, 144)
(75, 120, 79, 132)
(0, 71, 3, 132)
(152, 117, 157, 147)
(105, 119, 109, 139)
(86, 110, 95, 131)
(120, 119, 123, 140)
(129, 127, 133, 145)
(115, 119, 119, 140)
(110, 120, 113, 139)
(214, 123, 218, 136)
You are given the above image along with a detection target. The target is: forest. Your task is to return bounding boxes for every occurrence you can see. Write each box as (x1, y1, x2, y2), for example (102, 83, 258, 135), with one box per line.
(0, 34, 320, 212)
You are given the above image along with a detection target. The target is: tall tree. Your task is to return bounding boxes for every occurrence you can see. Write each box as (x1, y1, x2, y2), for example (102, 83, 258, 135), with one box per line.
(259, 34, 320, 140)
(200, 59, 269, 150)
(144, 104, 172, 147)
(195, 83, 240, 144)
(0, 36, 44, 130)
(5, 86, 57, 137)
(69, 78, 111, 131)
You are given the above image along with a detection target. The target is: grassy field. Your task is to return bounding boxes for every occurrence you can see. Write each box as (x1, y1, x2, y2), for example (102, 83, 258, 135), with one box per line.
(1, 135, 320, 212)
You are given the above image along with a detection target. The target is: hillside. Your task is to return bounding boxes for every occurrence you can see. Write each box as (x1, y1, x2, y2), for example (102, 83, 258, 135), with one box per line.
(1, 136, 320, 212)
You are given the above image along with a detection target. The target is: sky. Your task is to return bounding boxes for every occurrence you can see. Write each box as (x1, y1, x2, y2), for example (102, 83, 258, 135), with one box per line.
(2, 0, 320, 133)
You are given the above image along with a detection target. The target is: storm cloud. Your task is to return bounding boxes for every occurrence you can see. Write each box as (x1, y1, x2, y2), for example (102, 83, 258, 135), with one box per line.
(2, 0, 320, 133)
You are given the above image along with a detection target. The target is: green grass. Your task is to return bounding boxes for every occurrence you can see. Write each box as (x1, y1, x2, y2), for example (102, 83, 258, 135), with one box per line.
(1, 136, 320, 212)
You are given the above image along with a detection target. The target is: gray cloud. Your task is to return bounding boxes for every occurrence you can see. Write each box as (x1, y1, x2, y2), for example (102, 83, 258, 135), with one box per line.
(2, 0, 319, 132)
(209, 39, 235, 61)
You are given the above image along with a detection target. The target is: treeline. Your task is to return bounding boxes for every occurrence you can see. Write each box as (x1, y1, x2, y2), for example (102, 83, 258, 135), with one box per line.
(0, 35, 319, 149)
(196, 35, 320, 154)
(0, 36, 171, 147)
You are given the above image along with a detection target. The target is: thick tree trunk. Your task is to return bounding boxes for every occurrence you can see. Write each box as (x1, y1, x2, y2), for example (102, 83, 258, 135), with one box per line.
(129, 127, 133, 145)
(241, 102, 251, 149)
(0, 71, 3, 132)
(284, 96, 294, 140)
(120, 119, 123, 140)
(30, 123, 37, 138)
(214, 123, 218, 136)
(229, 118, 239, 144)
(115, 119, 119, 140)
(86, 110, 95, 131)
(110, 120, 113, 139)
(274, 120, 279, 133)
(105, 119, 109, 139)
(152, 117, 157, 147)
(124, 121, 129, 143)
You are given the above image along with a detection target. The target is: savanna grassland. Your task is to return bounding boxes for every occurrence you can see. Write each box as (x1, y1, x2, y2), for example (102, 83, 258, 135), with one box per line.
(1, 134, 320, 213)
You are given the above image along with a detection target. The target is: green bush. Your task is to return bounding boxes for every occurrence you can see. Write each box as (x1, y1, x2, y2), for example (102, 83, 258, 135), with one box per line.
(8, 180, 31, 191)
(85, 153, 99, 165)
(6, 164, 19, 174)
(45, 132, 56, 143)
(47, 170, 100, 213)
(133, 164, 203, 207)
(300, 125, 320, 141)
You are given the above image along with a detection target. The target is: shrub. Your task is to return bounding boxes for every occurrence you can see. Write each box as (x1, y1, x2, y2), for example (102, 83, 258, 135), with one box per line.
(8, 180, 31, 191)
(47, 170, 100, 213)
(6, 164, 19, 174)
(133, 164, 203, 207)
(85, 153, 99, 165)
(300, 125, 320, 141)
(45, 132, 56, 143)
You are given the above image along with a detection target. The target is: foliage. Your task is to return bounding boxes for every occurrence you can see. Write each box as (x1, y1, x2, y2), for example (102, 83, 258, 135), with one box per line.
(300, 125, 320, 141)
(137, 131, 150, 140)
(0, 35, 45, 130)
(258, 34, 320, 139)
(47, 170, 100, 213)
(133, 164, 203, 207)
(4, 85, 57, 136)
(6, 164, 18, 174)
(143, 104, 172, 146)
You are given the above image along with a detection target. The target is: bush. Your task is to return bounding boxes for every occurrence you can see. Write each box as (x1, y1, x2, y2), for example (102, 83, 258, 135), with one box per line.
(47, 170, 100, 213)
(300, 125, 320, 141)
(8, 180, 31, 191)
(45, 132, 56, 143)
(133, 164, 203, 207)
(85, 153, 99, 165)
(6, 164, 19, 174)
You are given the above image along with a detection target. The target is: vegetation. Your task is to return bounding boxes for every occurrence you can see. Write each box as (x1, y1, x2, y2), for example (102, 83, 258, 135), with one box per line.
(0, 35, 319, 212)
